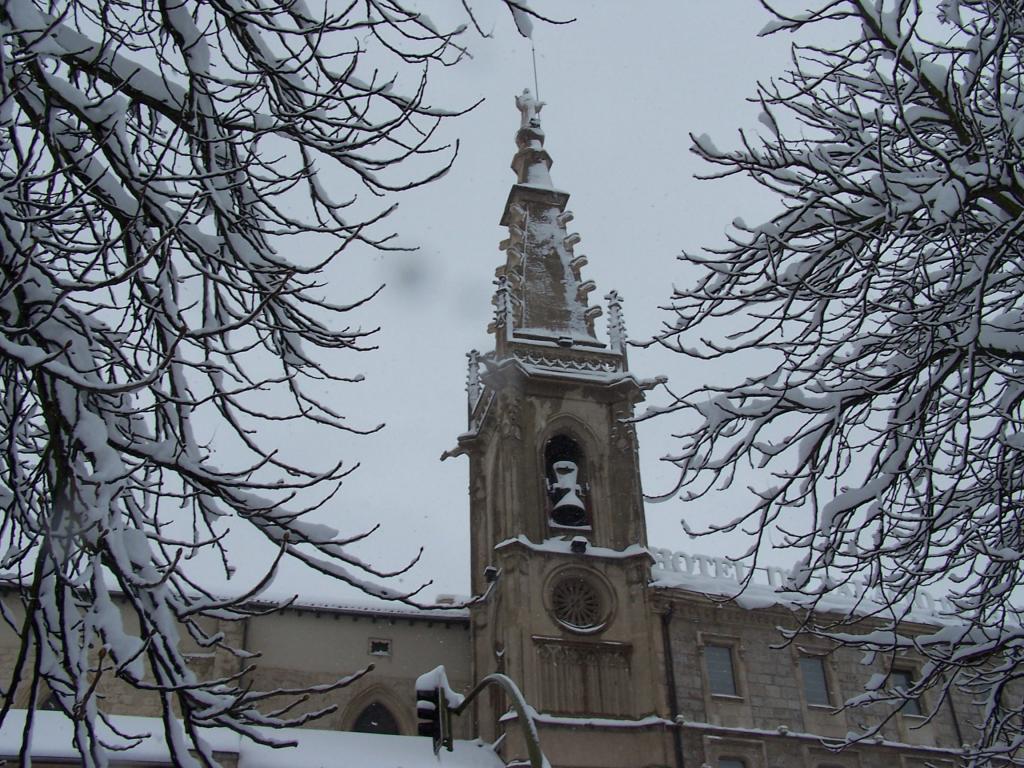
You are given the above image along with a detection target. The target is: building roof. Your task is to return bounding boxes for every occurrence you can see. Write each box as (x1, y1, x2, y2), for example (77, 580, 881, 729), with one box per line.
(0, 580, 471, 623)
(1, 710, 504, 768)
(248, 591, 471, 622)
(649, 545, 957, 626)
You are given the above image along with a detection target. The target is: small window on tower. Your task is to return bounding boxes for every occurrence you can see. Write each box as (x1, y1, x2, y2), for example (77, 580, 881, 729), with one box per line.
(544, 435, 590, 528)
(369, 638, 392, 657)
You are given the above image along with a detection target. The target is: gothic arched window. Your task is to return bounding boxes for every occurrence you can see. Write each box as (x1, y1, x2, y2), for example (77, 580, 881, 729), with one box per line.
(544, 434, 590, 528)
(352, 702, 401, 735)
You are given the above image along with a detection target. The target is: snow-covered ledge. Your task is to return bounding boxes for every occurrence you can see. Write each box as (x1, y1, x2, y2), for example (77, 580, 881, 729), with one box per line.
(495, 535, 652, 561)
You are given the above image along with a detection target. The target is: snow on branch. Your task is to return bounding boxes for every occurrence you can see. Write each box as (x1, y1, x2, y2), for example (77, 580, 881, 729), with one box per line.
(0, 1, 557, 766)
(649, 1, 1024, 763)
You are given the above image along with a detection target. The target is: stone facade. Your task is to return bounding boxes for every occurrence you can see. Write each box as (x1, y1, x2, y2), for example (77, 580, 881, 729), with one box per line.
(0, 594, 471, 744)
(660, 591, 976, 767)
(242, 603, 472, 737)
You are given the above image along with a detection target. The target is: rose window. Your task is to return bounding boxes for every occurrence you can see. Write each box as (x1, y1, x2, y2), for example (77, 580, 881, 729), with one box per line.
(550, 575, 605, 632)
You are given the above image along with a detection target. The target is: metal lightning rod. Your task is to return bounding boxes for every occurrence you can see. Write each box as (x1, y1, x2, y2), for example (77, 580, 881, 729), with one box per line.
(531, 38, 540, 101)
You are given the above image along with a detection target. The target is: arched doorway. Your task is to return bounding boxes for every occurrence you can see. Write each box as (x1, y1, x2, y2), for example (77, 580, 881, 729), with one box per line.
(351, 701, 401, 735)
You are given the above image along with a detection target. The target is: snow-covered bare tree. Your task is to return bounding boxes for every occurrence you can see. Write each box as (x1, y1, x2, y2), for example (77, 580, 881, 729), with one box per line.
(0, 1, 554, 765)
(649, 1, 1024, 763)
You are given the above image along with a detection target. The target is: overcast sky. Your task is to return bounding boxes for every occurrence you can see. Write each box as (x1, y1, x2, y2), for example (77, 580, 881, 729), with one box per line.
(223, 3, 815, 605)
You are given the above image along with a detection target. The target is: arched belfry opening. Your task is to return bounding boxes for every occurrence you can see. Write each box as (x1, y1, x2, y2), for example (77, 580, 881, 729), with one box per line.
(544, 434, 590, 529)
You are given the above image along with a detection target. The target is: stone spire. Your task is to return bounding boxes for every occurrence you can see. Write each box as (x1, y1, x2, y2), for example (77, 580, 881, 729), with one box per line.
(492, 90, 602, 349)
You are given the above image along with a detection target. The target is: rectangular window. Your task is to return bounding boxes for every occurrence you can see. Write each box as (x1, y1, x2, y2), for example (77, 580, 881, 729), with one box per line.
(705, 644, 738, 696)
(891, 669, 922, 716)
(368, 638, 392, 657)
(800, 656, 831, 706)
(719, 759, 746, 768)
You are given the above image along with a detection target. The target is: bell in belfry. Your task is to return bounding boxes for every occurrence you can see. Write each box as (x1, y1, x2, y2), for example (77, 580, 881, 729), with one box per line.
(548, 460, 587, 527)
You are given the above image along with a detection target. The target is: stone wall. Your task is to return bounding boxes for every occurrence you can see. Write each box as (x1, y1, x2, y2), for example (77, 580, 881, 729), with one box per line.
(662, 591, 980, 768)
(0, 590, 472, 743)
(243, 605, 472, 737)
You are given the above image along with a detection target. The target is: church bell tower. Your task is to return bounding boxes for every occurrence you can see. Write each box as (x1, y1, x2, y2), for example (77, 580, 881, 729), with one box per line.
(452, 92, 673, 768)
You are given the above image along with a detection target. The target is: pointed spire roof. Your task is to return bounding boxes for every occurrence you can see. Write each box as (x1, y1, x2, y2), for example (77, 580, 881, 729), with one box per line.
(492, 91, 603, 349)
(458, 94, 650, 438)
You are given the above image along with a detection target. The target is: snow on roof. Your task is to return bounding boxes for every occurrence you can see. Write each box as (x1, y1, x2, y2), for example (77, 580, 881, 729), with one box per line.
(1, 710, 504, 768)
(1, 709, 237, 765)
(249, 589, 471, 621)
(0, 579, 470, 622)
(241, 729, 503, 768)
(649, 546, 957, 626)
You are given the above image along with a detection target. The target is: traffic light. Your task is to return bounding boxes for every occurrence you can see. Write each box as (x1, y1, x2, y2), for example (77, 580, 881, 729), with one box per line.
(415, 684, 452, 754)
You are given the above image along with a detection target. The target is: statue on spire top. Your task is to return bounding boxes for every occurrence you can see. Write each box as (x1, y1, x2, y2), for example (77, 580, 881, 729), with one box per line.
(516, 89, 544, 128)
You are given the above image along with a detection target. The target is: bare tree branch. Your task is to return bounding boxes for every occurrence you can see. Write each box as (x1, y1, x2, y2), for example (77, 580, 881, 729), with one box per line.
(648, 2, 1024, 763)
(0, 1, 550, 765)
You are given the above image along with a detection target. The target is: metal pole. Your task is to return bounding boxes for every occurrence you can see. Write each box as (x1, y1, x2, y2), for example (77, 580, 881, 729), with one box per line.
(451, 673, 547, 768)
(660, 606, 686, 768)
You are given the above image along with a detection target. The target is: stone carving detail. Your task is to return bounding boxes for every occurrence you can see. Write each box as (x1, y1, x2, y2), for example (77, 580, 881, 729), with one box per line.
(610, 405, 636, 453)
(550, 575, 604, 631)
(515, 351, 619, 373)
(471, 472, 486, 503)
(535, 639, 632, 716)
(492, 275, 513, 334)
(498, 392, 521, 441)
(605, 290, 627, 354)
(466, 350, 482, 411)
(515, 88, 544, 128)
